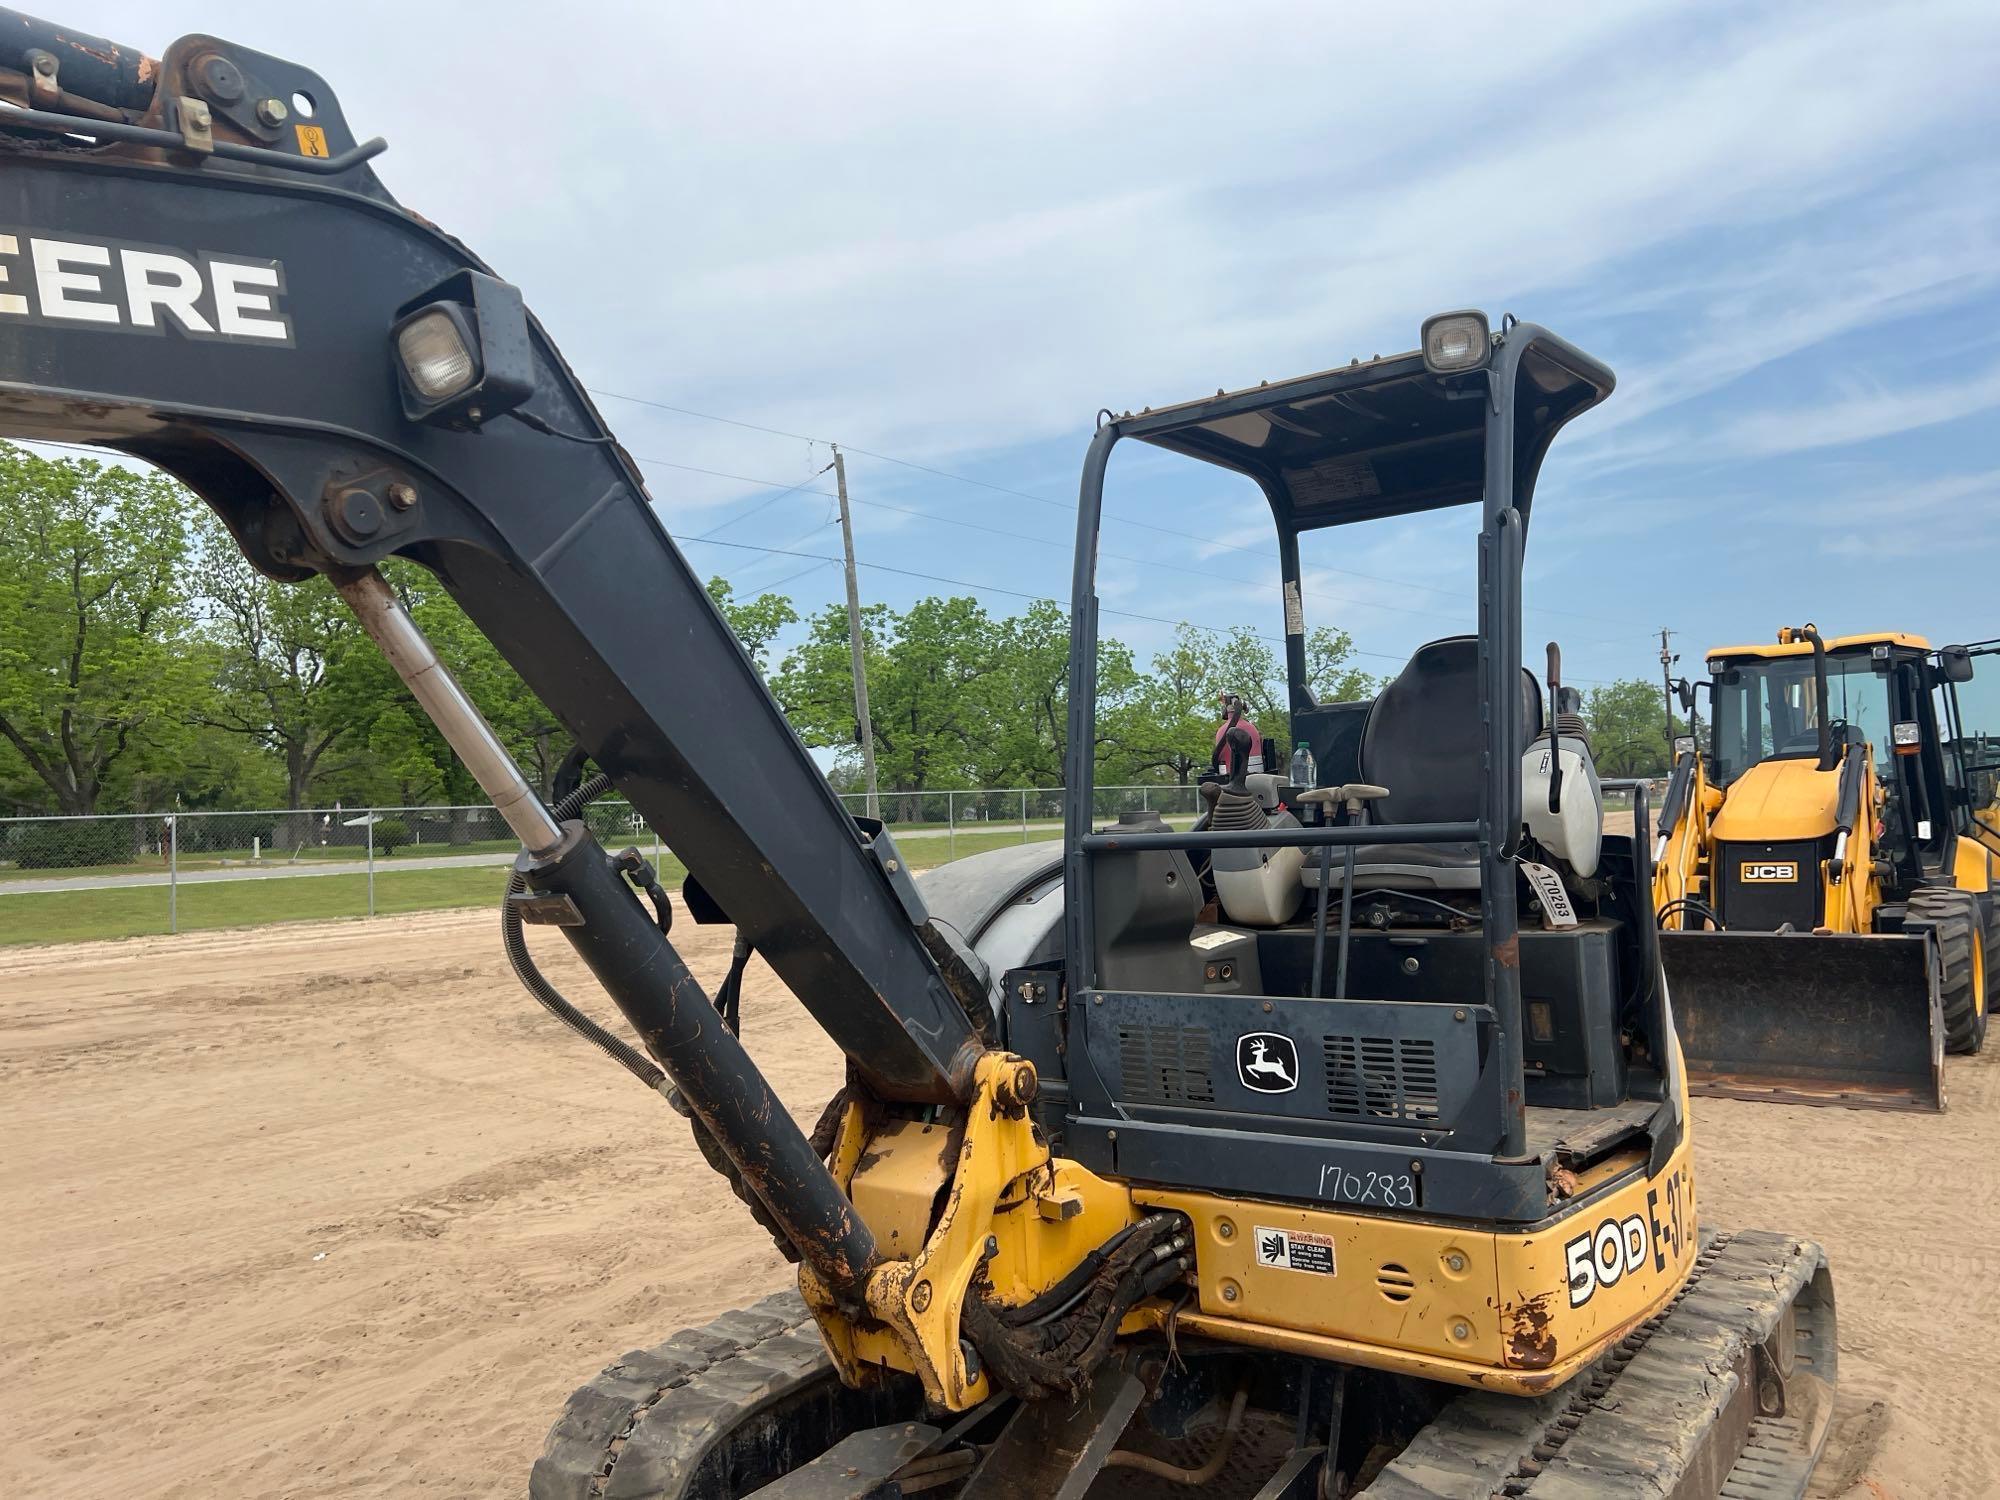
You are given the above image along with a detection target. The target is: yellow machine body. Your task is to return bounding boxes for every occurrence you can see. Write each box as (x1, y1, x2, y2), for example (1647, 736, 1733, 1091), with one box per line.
(1654, 628, 1992, 1110)
(801, 1050, 1698, 1410)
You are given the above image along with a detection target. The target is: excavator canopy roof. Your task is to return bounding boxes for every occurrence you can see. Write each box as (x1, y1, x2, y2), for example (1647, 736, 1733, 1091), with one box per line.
(1116, 327, 1613, 532)
(1708, 631, 1932, 662)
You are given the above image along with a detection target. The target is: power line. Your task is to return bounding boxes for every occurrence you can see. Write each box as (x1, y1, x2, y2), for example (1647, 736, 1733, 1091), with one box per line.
(690, 460, 831, 541)
(595, 388, 1653, 633)
(623, 450, 1629, 641)
(6, 436, 1626, 680)
(675, 531, 1624, 685)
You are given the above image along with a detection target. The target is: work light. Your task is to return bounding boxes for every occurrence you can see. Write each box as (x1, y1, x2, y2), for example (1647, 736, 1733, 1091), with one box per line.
(1421, 310, 1491, 375)
(395, 306, 479, 402)
(1892, 721, 1921, 753)
(390, 269, 535, 428)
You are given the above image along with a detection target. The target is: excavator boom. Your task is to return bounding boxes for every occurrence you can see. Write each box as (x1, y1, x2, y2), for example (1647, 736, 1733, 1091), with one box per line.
(0, 21, 984, 1108)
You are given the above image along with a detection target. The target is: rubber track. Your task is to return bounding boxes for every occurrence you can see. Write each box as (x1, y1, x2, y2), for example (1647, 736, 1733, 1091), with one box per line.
(1362, 1229, 1833, 1499)
(530, 1291, 838, 1500)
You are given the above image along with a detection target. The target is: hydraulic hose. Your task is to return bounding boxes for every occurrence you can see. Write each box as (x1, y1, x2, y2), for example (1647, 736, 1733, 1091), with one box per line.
(501, 772, 666, 1091)
(1105, 1387, 1250, 1484)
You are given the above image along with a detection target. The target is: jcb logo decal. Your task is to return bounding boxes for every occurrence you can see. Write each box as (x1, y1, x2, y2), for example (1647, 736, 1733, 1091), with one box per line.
(1740, 862, 1798, 883)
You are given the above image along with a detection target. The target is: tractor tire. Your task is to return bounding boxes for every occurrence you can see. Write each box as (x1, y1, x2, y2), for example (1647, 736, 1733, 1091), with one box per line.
(1907, 887, 1986, 1055)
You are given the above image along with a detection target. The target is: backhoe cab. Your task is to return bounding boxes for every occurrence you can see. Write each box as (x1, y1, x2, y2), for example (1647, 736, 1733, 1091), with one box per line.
(3, 13, 1839, 1496)
(1654, 629, 1999, 1110)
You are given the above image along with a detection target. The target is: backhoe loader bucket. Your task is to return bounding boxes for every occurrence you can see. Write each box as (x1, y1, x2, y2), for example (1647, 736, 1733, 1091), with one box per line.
(1663, 930, 1946, 1111)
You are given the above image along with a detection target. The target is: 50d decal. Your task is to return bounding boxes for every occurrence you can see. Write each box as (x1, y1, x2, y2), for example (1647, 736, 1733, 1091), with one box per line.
(1564, 1167, 1692, 1308)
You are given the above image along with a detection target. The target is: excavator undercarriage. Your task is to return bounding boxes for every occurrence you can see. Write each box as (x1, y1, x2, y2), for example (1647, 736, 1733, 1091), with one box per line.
(1, 13, 1840, 1495)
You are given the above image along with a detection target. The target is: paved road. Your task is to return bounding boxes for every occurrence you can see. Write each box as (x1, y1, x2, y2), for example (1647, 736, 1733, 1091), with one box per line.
(0, 821, 1074, 895)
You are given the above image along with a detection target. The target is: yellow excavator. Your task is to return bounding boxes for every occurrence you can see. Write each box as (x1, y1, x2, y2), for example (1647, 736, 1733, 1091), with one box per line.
(3, 12, 1843, 1495)
(1654, 627, 1999, 1111)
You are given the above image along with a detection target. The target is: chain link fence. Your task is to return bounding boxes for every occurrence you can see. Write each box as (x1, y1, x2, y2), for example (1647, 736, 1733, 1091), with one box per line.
(0, 785, 1202, 946)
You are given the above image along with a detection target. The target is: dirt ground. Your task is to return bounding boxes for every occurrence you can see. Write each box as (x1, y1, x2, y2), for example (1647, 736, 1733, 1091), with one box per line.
(3, 909, 1995, 1499)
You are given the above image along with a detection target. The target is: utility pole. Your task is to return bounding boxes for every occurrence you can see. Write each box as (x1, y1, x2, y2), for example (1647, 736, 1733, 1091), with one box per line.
(1658, 626, 1680, 739)
(832, 447, 880, 819)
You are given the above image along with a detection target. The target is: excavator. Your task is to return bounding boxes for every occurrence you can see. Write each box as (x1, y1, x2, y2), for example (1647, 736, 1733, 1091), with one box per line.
(1653, 628, 1999, 1111)
(1, 13, 1840, 1496)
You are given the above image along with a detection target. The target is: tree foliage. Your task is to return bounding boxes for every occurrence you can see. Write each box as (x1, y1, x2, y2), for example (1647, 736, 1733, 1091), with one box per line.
(0, 450, 201, 814)
(7, 446, 1635, 822)
(1583, 678, 1674, 776)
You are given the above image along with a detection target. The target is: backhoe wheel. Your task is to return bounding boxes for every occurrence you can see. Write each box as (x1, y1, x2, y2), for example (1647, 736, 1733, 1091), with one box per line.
(1907, 887, 1986, 1055)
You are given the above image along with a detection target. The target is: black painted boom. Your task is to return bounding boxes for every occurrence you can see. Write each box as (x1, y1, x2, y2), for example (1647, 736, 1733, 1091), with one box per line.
(0, 19, 981, 1103)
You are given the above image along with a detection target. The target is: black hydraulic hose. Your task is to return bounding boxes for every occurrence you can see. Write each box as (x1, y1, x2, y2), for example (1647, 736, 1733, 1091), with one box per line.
(501, 773, 667, 1091)
(1656, 896, 1722, 931)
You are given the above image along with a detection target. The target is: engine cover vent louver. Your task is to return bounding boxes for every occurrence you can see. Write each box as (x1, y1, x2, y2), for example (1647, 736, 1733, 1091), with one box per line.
(1323, 1035, 1441, 1122)
(1118, 1024, 1215, 1103)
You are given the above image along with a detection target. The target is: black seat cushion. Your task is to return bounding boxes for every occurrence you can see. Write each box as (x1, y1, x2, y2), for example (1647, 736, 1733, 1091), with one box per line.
(1359, 636, 1544, 827)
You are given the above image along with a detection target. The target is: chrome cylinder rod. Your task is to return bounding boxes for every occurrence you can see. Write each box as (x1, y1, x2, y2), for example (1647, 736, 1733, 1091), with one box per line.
(333, 567, 562, 854)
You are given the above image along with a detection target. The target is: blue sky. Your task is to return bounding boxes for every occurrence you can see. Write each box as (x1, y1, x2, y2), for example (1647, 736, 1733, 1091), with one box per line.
(57, 1, 2000, 690)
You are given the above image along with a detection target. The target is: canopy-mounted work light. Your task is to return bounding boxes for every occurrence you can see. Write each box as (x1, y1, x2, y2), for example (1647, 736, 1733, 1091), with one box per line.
(1420, 309, 1492, 375)
(390, 270, 535, 428)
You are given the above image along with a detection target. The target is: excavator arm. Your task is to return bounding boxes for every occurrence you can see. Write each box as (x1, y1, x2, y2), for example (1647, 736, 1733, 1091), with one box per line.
(0, 10, 1040, 1341)
(0, 15, 985, 1091)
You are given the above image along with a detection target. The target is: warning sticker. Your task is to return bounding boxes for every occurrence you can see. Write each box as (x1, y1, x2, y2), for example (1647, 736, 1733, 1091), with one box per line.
(1253, 1226, 1336, 1276)
(1189, 928, 1248, 951)
(295, 123, 330, 158)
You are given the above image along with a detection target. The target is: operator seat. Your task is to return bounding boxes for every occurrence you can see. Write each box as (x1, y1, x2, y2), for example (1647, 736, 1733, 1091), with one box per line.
(1339, 636, 1543, 890)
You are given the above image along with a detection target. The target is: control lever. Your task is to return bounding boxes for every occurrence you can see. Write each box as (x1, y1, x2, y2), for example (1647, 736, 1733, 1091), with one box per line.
(1222, 724, 1253, 792)
(1545, 642, 1564, 816)
(1297, 784, 1390, 1000)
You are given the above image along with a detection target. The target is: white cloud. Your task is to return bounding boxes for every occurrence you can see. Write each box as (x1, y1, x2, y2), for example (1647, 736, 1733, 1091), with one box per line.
(1712, 364, 2000, 460)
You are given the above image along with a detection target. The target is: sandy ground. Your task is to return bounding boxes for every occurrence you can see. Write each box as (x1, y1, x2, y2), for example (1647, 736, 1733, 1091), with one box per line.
(3, 909, 1994, 1499)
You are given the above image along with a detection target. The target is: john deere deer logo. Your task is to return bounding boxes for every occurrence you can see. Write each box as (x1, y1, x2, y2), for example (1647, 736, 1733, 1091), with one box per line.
(1237, 1032, 1299, 1093)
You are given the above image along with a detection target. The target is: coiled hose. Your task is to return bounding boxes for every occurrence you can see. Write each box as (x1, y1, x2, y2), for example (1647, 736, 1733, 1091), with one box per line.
(500, 772, 666, 1090)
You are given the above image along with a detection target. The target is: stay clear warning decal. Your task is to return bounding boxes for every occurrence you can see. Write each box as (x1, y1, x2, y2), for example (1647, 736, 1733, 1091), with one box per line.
(1254, 1226, 1336, 1275)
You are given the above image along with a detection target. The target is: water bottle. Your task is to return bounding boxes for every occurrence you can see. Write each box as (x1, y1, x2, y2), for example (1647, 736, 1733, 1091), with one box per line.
(1290, 742, 1315, 788)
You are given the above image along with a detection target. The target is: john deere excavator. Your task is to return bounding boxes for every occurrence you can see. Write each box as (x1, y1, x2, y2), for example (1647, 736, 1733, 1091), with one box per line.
(2, 14, 1840, 1496)
(1653, 628, 1999, 1111)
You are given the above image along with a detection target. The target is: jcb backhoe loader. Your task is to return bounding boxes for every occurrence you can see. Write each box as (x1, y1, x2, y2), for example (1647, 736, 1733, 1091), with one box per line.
(1, 14, 1839, 1495)
(1654, 628, 1999, 1112)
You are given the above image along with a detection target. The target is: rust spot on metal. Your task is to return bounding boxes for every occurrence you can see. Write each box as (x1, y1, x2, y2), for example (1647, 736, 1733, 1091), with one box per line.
(1494, 934, 1521, 969)
(1504, 1291, 1558, 1370)
(1546, 1164, 1580, 1200)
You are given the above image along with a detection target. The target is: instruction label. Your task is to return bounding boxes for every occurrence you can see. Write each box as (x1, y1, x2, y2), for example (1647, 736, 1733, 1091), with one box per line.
(1254, 1226, 1336, 1276)
(1519, 860, 1578, 928)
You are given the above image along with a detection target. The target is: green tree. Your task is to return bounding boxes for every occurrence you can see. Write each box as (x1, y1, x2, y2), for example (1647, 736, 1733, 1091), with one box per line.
(979, 599, 1141, 788)
(1108, 622, 1374, 784)
(774, 595, 1000, 813)
(705, 576, 800, 679)
(0, 449, 201, 814)
(192, 512, 364, 812)
(1584, 678, 1674, 776)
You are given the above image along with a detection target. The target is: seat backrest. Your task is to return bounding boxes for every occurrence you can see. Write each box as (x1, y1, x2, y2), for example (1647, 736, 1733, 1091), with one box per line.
(1359, 636, 1544, 826)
